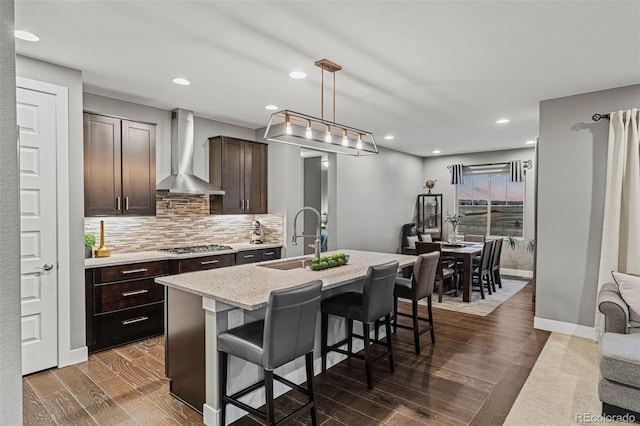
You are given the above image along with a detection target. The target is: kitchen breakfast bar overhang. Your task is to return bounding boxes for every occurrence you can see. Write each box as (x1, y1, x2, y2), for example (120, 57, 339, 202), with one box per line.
(155, 249, 416, 426)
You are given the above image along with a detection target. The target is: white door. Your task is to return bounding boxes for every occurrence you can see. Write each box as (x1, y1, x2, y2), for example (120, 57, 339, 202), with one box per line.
(18, 87, 59, 375)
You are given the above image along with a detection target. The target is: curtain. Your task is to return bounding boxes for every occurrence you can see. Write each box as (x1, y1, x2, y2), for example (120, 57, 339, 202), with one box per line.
(596, 108, 640, 337)
(449, 164, 464, 184)
(509, 160, 524, 182)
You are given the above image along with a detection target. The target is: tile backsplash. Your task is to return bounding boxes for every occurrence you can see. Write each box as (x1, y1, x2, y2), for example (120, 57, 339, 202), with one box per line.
(84, 194, 283, 253)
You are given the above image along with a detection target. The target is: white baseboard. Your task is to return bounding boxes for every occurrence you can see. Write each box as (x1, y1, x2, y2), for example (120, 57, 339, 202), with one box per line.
(502, 268, 533, 279)
(203, 404, 219, 426)
(534, 317, 595, 340)
(58, 346, 88, 368)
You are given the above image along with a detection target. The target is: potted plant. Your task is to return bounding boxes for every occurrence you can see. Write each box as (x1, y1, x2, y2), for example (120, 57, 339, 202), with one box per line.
(84, 233, 96, 259)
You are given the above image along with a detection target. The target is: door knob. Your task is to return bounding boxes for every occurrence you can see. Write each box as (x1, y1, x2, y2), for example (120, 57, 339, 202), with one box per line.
(35, 263, 54, 274)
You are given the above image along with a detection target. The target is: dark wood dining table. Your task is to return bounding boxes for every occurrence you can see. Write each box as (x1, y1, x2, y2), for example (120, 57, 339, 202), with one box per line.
(440, 243, 483, 302)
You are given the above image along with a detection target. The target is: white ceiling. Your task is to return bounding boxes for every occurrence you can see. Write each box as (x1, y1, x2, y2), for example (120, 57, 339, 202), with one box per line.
(14, 1, 640, 157)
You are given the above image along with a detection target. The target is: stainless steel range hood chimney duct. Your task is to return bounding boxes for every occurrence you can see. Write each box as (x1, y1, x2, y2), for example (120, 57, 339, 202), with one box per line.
(156, 108, 225, 195)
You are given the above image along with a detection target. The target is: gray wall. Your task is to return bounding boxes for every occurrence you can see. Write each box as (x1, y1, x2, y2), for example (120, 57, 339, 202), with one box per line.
(16, 56, 86, 350)
(303, 157, 322, 255)
(263, 139, 304, 258)
(422, 148, 537, 241)
(1, 0, 23, 422)
(336, 147, 424, 252)
(537, 84, 640, 327)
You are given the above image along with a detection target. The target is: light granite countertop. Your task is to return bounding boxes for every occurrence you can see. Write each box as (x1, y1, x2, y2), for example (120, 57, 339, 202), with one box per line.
(84, 242, 283, 269)
(155, 249, 416, 311)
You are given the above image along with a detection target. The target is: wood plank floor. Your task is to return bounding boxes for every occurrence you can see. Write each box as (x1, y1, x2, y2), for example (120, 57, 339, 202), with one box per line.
(24, 281, 547, 425)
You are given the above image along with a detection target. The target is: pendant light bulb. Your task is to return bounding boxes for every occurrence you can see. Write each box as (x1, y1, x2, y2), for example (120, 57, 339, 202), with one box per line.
(305, 120, 312, 139)
(342, 129, 349, 146)
(356, 133, 363, 150)
(325, 125, 332, 143)
(285, 115, 292, 135)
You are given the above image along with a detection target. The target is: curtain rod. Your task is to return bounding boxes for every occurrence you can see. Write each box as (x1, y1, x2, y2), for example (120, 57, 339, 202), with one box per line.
(447, 160, 533, 170)
(592, 113, 610, 121)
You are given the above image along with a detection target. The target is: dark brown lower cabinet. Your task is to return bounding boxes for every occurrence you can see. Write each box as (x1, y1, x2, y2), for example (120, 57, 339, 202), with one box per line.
(86, 260, 169, 353)
(86, 248, 281, 411)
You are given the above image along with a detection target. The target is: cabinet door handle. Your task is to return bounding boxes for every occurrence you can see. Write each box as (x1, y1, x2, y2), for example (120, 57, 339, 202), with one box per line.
(121, 289, 149, 297)
(121, 268, 148, 275)
(264, 252, 274, 256)
(125, 196, 129, 211)
(241, 199, 244, 210)
(116, 196, 121, 211)
(200, 259, 220, 265)
(243, 254, 254, 259)
(246, 199, 249, 210)
(121, 316, 149, 326)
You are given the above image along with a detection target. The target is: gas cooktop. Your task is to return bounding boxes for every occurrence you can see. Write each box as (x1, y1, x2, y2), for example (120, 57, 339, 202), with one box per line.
(159, 244, 234, 255)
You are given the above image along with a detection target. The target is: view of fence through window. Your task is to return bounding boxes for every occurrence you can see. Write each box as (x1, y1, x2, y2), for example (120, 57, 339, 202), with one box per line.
(457, 174, 524, 237)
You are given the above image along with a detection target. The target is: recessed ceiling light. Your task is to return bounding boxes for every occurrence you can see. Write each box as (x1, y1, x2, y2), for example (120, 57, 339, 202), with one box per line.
(432, 150, 441, 154)
(289, 71, 307, 79)
(496, 118, 510, 124)
(526, 140, 537, 145)
(15, 30, 39, 42)
(172, 77, 191, 86)
(265, 104, 279, 111)
(384, 135, 395, 140)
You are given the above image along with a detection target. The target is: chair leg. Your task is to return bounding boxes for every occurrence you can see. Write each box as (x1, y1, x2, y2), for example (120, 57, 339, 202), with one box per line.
(321, 312, 328, 372)
(347, 319, 353, 357)
(385, 314, 394, 372)
(412, 300, 420, 354)
(438, 279, 444, 303)
(393, 296, 398, 334)
(363, 322, 373, 390)
(219, 351, 228, 426)
(305, 352, 318, 426)
(490, 270, 496, 292)
(427, 295, 435, 344)
(374, 319, 380, 342)
(264, 369, 275, 425)
(495, 269, 502, 288)
(477, 277, 485, 299)
(485, 273, 492, 295)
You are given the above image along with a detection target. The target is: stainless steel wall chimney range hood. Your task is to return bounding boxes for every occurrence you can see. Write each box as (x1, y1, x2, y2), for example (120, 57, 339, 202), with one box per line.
(156, 108, 225, 195)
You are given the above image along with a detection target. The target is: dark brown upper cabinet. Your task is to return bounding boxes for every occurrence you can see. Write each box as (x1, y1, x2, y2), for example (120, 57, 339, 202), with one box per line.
(209, 136, 267, 215)
(84, 113, 156, 216)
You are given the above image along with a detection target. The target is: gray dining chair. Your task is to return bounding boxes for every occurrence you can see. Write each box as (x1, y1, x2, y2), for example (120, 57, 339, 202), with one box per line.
(321, 261, 399, 390)
(393, 252, 439, 354)
(471, 240, 494, 298)
(416, 242, 457, 302)
(464, 234, 486, 243)
(491, 238, 504, 289)
(218, 280, 323, 426)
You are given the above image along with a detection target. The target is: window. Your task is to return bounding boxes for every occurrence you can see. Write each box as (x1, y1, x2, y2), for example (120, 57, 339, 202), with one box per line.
(457, 173, 524, 237)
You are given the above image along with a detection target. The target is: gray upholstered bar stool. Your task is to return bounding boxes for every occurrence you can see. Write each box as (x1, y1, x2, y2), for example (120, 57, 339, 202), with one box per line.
(393, 252, 439, 354)
(320, 261, 399, 390)
(218, 280, 323, 426)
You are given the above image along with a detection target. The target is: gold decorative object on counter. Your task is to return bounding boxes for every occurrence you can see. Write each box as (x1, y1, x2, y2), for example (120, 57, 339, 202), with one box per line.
(94, 220, 112, 258)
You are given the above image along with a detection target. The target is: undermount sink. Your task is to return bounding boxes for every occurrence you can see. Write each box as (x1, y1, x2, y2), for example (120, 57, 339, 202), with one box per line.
(257, 258, 311, 271)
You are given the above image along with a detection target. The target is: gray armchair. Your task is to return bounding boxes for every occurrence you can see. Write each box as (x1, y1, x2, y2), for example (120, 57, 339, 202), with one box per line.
(597, 282, 640, 421)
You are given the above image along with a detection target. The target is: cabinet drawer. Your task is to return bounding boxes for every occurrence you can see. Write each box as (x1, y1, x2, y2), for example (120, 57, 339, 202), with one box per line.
(259, 248, 281, 262)
(94, 278, 164, 314)
(96, 261, 169, 284)
(236, 250, 259, 265)
(178, 253, 235, 273)
(95, 303, 163, 345)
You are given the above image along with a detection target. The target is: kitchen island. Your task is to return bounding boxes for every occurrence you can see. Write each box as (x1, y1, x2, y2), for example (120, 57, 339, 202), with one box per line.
(155, 249, 416, 426)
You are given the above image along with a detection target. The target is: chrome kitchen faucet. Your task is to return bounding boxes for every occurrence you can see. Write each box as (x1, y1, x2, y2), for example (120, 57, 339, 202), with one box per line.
(291, 207, 321, 259)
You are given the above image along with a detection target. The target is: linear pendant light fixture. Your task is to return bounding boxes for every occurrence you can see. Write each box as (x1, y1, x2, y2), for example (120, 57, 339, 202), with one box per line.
(265, 59, 378, 156)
